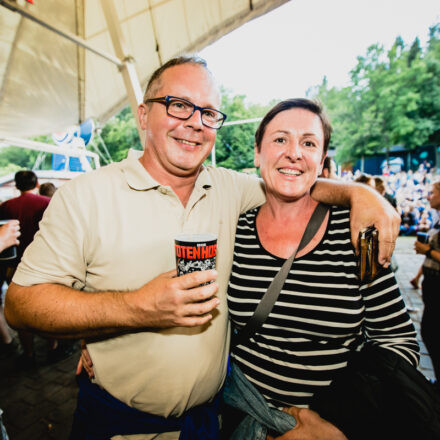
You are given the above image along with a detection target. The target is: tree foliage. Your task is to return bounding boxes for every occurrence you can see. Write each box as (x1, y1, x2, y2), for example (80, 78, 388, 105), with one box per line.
(0, 135, 54, 177)
(214, 88, 275, 171)
(97, 107, 142, 163)
(308, 23, 440, 166)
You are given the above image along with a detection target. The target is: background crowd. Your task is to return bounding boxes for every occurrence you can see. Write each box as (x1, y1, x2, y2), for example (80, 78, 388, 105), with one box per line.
(342, 163, 439, 236)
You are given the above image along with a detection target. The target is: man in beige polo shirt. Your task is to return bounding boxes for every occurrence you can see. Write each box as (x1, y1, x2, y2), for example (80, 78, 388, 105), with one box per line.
(5, 56, 399, 439)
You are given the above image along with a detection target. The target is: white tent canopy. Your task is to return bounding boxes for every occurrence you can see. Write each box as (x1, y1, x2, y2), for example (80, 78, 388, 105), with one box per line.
(0, 0, 289, 139)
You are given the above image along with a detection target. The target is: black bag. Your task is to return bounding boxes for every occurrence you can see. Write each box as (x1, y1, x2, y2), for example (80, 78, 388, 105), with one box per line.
(310, 343, 440, 440)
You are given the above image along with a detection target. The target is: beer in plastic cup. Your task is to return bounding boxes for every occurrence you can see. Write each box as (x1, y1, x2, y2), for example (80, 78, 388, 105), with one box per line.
(174, 233, 217, 277)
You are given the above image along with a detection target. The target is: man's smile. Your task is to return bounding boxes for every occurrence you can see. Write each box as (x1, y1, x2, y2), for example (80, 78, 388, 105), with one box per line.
(173, 137, 201, 148)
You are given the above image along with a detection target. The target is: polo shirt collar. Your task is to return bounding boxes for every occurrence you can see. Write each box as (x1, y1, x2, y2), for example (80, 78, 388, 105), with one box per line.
(121, 149, 159, 190)
(121, 149, 213, 191)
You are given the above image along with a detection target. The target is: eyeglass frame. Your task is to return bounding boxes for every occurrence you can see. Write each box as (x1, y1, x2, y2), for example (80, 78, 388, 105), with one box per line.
(143, 95, 227, 129)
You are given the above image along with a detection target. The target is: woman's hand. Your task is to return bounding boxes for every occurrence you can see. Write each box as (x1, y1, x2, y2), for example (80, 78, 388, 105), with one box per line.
(75, 340, 94, 379)
(267, 406, 348, 440)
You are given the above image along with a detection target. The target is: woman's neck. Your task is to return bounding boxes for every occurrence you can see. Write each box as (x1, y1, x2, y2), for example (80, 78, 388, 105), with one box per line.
(261, 193, 317, 224)
(256, 194, 327, 259)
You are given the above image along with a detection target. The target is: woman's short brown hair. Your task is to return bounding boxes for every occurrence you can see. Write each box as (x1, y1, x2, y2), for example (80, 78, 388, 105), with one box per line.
(254, 98, 332, 153)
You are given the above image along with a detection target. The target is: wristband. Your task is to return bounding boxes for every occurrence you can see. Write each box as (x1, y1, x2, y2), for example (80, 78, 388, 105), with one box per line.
(426, 248, 432, 259)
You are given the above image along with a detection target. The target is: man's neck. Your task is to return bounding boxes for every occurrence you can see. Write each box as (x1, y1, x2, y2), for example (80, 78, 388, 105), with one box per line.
(20, 188, 37, 196)
(138, 154, 202, 207)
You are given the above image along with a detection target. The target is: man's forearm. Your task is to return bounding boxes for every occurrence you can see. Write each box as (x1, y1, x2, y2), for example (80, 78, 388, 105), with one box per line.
(311, 177, 401, 267)
(4, 269, 220, 339)
(311, 177, 355, 205)
(4, 282, 136, 339)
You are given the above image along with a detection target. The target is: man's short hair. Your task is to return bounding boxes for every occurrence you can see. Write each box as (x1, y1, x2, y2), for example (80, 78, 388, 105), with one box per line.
(143, 55, 209, 103)
(15, 170, 37, 192)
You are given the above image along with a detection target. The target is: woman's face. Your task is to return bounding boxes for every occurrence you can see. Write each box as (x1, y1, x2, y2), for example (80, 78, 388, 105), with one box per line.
(255, 108, 325, 202)
(429, 185, 440, 210)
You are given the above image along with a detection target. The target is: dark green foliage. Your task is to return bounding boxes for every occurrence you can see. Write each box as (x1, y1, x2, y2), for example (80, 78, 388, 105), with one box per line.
(214, 88, 275, 171)
(0, 135, 54, 176)
(309, 23, 440, 166)
(98, 107, 142, 163)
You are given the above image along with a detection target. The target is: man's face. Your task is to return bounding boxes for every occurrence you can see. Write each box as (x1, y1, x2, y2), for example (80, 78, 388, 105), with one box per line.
(429, 185, 440, 210)
(138, 64, 220, 179)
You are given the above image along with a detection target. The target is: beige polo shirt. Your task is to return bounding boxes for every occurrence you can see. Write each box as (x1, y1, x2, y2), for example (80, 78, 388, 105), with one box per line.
(13, 150, 265, 426)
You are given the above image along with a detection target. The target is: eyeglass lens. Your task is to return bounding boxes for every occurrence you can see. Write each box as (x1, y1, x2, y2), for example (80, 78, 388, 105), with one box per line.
(166, 97, 224, 128)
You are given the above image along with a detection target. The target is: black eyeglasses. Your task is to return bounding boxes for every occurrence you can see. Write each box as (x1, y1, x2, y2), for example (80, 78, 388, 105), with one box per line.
(144, 95, 227, 129)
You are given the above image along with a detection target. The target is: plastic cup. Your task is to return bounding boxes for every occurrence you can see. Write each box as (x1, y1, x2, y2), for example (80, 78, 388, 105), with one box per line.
(416, 232, 430, 244)
(174, 233, 217, 277)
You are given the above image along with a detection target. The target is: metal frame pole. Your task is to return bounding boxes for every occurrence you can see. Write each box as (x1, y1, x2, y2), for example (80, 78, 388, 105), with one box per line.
(100, 0, 146, 146)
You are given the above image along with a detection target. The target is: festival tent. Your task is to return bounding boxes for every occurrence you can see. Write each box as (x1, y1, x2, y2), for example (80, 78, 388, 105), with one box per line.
(0, 0, 289, 143)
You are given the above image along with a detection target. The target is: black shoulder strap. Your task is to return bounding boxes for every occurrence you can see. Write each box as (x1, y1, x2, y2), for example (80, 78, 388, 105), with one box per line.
(233, 203, 329, 347)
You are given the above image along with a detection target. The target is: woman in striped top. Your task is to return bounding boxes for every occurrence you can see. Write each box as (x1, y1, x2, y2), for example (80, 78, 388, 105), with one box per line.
(224, 99, 419, 440)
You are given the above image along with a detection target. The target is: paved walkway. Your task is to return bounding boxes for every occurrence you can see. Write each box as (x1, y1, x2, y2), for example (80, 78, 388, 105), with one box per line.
(0, 236, 434, 439)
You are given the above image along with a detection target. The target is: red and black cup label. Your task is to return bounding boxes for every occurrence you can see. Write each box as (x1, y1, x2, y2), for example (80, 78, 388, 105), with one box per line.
(174, 233, 217, 277)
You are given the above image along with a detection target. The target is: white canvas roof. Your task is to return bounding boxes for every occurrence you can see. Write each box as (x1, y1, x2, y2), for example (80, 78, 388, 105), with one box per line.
(0, 0, 289, 138)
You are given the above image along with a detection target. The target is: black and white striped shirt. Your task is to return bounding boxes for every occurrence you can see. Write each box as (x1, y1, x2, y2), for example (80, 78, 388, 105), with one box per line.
(227, 206, 420, 409)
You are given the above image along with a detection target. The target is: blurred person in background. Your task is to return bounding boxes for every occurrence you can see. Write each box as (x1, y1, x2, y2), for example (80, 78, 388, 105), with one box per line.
(39, 182, 57, 198)
(319, 156, 338, 179)
(0, 220, 20, 440)
(0, 171, 70, 368)
(374, 176, 397, 209)
(414, 179, 440, 385)
(354, 172, 375, 188)
(418, 210, 433, 233)
(400, 203, 418, 236)
(0, 220, 20, 359)
(373, 176, 402, 276)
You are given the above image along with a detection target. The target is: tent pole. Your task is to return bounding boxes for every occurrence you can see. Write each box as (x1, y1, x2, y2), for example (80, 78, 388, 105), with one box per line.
(100, 0, 146, 147)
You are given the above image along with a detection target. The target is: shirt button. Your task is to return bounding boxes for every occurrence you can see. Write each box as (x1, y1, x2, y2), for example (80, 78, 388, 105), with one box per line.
(158, 187, 167, 194)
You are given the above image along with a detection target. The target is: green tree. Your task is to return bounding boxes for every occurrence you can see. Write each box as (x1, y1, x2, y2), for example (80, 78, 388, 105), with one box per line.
(214, 88, 274, 171)
(99, 107, 142, 163)
(310, 25, 440, 166)
(420, 24, 440, 146)
(0, 135, 54, 176)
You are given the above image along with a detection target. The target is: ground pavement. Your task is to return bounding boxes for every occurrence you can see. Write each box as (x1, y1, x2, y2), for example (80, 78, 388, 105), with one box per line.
(0, 236, 434, 439)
